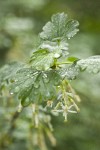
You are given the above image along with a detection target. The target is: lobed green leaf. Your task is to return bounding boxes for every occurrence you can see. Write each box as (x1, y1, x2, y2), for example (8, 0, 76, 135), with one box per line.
(76, 56, 100, 73)
(60, 56, 100, 80)
(0, 62, 24, 92)
(40, 13, 79, 41)
(10, 68, 62, 106)
(29, 49, 55, 70)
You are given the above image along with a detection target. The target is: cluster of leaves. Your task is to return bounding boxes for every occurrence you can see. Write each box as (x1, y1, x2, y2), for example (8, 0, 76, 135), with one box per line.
(0, 12, 100, 150)
(0, 13, 100, 121)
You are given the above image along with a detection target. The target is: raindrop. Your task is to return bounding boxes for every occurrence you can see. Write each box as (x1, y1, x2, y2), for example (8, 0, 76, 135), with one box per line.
(43, 73, 47, 78)
(44, 64, 49, 70)
(89, 62, 93, 65)
(71, 76, 76, 80)
(25, 98, 30, 103)
(10, 92, 14, 95)
(36, 66, 40, 70)
(72, 20, 75, 23)
(22, 97, 30, 106)
(54, 80, 60, 86)
(93, 68, 99, 74)
(46, 91, 50, 98)
(15, 86, 20, 92)
(54, 53, 60, 58)
(30, 71, 33, 74)
(32, 56, 36, 59)
(43, 77, 50, 83)
(33, 72, 38, 76)
(43, 73, 50, 83)
(15, 79, 18, 82)
(81, 65, 87, 71)
(34, 90, 38, 95)
(25, 85, 29, 88)
(10, 78, 14, 83)
(34, 82, 39, 88)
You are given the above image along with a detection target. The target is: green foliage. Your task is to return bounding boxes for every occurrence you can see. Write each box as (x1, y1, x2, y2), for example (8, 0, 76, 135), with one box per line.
(0, 62, 23, 92)
(0, 12, 100, 114)
(40, 13, 79, 41)
(10, 68, 61, 106)
(0, 12, 100, 150)
(30, 49, 55, 70)
(76, 55, 100, 73)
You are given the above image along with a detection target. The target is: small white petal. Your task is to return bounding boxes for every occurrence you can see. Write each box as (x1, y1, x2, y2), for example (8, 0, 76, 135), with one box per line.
(68, 110, 77, 113)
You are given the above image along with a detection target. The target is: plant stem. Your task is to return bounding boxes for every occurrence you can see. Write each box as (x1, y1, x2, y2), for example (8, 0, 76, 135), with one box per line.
(0, 108, 23, 149)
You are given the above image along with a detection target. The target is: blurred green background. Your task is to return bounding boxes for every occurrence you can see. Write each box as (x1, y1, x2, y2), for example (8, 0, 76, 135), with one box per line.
(0, 0, 100, 150)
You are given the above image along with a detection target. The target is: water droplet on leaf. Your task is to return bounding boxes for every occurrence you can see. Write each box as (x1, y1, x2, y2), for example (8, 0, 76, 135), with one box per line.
(54, 53, 60, 58)
(93, 68, 99, 73)
(46, 91, 50, 98)
(43, 73, 49, 83)
(10, 79, 15, 83)
(43, 77, 50, 83)
(13, 79, 18, 83)
(34, 90, 38, 95)
(21, 97, 30, 107)
(54, 80, 60, 86)
(33, 72, 38, 76)
(15, 86, 20, 92)
(10, 92, 13, 95)
(34, 82, 39, 88)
